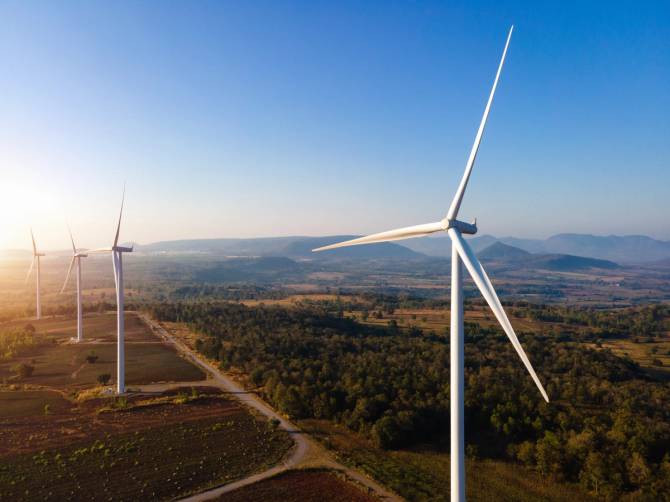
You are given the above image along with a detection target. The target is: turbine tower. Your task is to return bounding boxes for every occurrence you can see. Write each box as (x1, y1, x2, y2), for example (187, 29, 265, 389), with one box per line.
(88, 187, 133, 394)
(60, 227, 88, 342)
(313, 26, 548, 502)
(25, 229, 45, 320)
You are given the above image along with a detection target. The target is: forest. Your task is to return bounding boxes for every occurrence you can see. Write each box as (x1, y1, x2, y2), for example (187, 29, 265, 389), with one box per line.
(149, 300, 670, 499)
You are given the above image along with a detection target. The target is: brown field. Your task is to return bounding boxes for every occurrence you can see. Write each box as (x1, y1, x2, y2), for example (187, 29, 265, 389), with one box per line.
(0, 312, 205, 389)
(220, 469, 379, 502)
(590, 337, 670, 379)
(0, 389, 293, 501)
(240, 293, 341, 307)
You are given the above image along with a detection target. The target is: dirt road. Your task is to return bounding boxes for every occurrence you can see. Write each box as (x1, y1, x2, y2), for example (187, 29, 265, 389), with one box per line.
(137, 313, 401, 502)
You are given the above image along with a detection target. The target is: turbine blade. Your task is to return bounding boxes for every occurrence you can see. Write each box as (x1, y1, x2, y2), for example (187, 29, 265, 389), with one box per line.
(446, 26, 513, 221)
(68, 224, 76, 254)
(25, 258, 35, 283)
(313, 221, 444, 252)
(60, 256, 76, 293)
(30, 228, 37, 255)
(112, 252, 119, 294)
(113, 184, 126, 248)
(448, 228, 549, 402)
(85, 247, 114, 254)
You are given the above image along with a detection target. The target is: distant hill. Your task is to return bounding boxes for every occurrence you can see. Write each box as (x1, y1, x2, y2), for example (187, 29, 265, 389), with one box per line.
(476, 242, 619, 271)
(401, 233, 670, 263)
(478, 242, 530, 260)
(136, 236, 424, 260)
(528, 254, 620, 271)
(193, 257, 302, 282)
(536, 234, 670, 263)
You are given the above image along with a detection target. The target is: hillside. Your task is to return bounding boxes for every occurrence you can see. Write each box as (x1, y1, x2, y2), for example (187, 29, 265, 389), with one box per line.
(478, 242, 531, 260)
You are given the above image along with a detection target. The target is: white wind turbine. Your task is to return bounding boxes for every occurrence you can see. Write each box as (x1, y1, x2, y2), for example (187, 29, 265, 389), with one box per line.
(60, 226, 88, 343)
(313, 26, 548, 502)
(25, 228, 45, 320)
(87, 187, 133, 394)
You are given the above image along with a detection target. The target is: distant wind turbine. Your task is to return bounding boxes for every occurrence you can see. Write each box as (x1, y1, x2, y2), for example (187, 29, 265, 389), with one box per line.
(314, 26, 548, 502)
(60, 226, 88, 343)
(87, 187, 133, 393)
(25, 228, 45, 320)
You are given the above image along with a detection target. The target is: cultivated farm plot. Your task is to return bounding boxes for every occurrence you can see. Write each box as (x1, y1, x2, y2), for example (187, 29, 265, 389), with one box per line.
(2, 311, 155, 342)
(220, 469, 379, 502)
(0, 312, 205, 389)
(0, 390, 71, 419)
(0, 392, 293, 501)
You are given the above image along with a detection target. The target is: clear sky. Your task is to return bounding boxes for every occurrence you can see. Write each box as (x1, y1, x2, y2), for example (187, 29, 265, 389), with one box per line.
(0, 1, 668, 250)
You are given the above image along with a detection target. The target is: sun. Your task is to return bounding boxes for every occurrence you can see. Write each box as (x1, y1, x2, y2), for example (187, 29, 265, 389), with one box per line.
(0, 178, 60, 250)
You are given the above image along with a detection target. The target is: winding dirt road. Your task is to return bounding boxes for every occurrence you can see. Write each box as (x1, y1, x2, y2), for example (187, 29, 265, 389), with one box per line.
(137, 313, 401, 502)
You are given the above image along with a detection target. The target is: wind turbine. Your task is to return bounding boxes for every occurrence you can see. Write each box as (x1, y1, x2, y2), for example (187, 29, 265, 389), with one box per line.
(87, 187, 133, 393)
(60, 227, 88, 342)
(25, 229, 45, 320)
(313, 26, 548, 502)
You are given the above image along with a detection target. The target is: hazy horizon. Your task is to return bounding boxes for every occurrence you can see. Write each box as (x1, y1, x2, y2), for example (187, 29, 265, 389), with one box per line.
(1, 1, 668, 250)
(3, 230, 669, 255)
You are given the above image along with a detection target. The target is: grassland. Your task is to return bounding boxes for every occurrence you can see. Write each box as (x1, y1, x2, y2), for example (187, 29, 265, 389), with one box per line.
(301, 420, 593, 502)
(0, 392, 293, 501)
(220, 469, 379, 502)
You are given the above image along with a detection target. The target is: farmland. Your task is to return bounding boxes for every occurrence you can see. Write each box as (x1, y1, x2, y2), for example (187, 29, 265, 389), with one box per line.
(0, 312, 205, 389)
(221, 469, 379, 501)
(0, 391, 293, 500)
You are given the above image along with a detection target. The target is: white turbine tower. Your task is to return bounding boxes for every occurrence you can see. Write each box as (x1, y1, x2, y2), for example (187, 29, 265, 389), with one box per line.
(60, 227, 88, 342)
(88, 188, 133, 394)
(313, 26, 548, 502)
(25, 229, 45, 320)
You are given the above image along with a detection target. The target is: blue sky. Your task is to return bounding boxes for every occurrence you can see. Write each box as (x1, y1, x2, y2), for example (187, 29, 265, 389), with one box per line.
(0, 1, 668, 249)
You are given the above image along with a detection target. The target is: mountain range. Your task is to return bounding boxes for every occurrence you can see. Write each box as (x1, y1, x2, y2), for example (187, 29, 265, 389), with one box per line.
(6, 233, 670, 265)
(400, 233, 670, 264)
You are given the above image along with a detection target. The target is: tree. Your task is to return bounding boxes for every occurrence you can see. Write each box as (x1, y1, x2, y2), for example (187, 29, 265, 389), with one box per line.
(536, 431, 565, 480)
(372, 416, 401, 449)
(516, 441, 536, 466)
(97, 373, 111, 386)
(627, 452, 650, 488)
(12, 363, 34, 379)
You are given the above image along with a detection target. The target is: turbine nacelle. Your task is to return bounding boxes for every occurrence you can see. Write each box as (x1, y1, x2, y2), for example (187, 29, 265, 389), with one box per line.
(444, 218, 478, 235)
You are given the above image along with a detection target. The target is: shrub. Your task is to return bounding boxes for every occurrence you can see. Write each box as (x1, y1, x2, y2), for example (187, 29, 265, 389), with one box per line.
(12, 363, 34, 379)
(86, 352, 99, 364)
